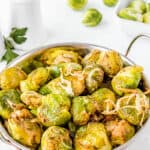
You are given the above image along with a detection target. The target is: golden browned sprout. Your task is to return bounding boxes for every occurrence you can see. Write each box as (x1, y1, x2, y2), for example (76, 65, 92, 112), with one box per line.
(97, 50, 123, 77)
(5, 109, 42, 148)
(105, 120, 135, 146)
(0, 67, 27, 90)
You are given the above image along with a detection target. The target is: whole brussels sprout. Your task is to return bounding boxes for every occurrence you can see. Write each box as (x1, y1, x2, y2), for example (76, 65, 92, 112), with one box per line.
(68, 0, 87, 10)
(0, 89, 24, 119)
(91, 88, 116, 114)
(82, 50, 101, 66)
(37, 94, 71, 126)
(75, 122, 112, 150)
(97, 50, 123, 77)
(82, 8, 102, 27)
(128, 0, 146, 14)
(21, 91, 42, 109)
(83, 64, 104, 93)
(143, 12, 150, 23)
(111, 66, 143, 96)
(41, 126, 72, 150)
(71, 96, 100, 125)
(105, 120, 135, 146)
(116, 89, 149, 126)
(20, 67, 50, 92)
(118, 8, 143, 22)
(40, 48, 81, 65)
(103, 0, 118, 7)
(5, 109, 42, 148)
(0, 67, 27, 90)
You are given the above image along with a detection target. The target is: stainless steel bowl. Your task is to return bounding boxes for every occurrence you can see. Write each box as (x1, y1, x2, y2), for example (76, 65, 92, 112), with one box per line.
(0, 34, 150, 150)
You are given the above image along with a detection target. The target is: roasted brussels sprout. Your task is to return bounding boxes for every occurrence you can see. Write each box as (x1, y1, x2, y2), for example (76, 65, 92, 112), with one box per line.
(83, 64, 104, 93)
(128, 0, 146, 14)
(72, 96, 100, 125)
(0, 89, 24, 119)
(82, 8, 102, 27)
(103, 0, 118, 7)
(37, 94, 71, 126)
(105, 120, 135, 146)
(75, 122, 112, 150)
(82, 50, 101, 66)
(21, 91, 42, 109)
(118, 8, 143, 22)
(143, 12, 150, 23)
(5, 109, 42, 148)
(20, 67, 50, 92)
(0, 67, 27, 90)
(97, 50, 123, 77)
(92, 88, 116, 114)
(67, 0, 87, 10)
(116, 89, 149, 126)
(40, 48, 81, 65)
(111, 66, 143, 96)
(41, 126, 72, 150)
(40, 71, 85, 97)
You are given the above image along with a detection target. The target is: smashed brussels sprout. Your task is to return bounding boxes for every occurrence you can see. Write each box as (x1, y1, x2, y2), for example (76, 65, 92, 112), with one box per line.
(0, 67, 27, 90)
(75, 122, 112, 150)
(82, 8, 102, 27)
(97, 50, 123, 77)
(112, 66, 143, 96)
(37, 94, 71, 126)
(0, 89, 24, 119)
(68, 0, 87, 10)
(5, 109, 42, 148)
(103, 0, 118, 7)
(105, 120, 135, 146)
(83, 64, 104, 93)
(41, 126, 72, 150)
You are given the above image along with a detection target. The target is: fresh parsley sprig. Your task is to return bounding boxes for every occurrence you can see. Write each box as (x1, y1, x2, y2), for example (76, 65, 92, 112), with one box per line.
(1, 27, 28, 64)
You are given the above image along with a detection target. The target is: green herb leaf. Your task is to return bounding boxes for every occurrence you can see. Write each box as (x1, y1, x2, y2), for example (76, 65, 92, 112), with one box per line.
(12, 36, 27, 44)
(4, 38, 14, 50)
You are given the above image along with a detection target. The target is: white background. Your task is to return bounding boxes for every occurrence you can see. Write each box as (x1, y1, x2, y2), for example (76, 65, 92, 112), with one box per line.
(0, 0, 150, 150)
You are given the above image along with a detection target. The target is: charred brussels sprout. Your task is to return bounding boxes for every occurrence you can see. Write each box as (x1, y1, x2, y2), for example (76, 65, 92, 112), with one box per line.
(97, 50, 123, 77)
(92, 88, 116, 114)
(82, 8, 102, 27)
(0, 89, 24, 119)
(128, 0, 146, 14)
(83, 64, 104, 93)
(105, 120, 135, 146)
(20, 67, 50, 92)
(40, 48, 81, 65)
(103, 0, 118, 7)
(71, 96, 100, 125)
(116, 89, 149, 126)
(21, 91, 42, 109)
(37, 94, 71, 126)
(41, 126, 72, 150)
(143, 12, 150, 23)
(118, 8, 143, 22)
(111, 66, 143, 96)
(0, 67, 27, 90)
(68, 0, 87, 10)
(5, 109, 42, 148)
(82, 50, 101, 66)
(75, 122, 112, 150)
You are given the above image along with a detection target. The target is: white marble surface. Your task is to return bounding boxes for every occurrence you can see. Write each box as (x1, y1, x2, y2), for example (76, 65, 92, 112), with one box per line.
(0, 0, 150, 150)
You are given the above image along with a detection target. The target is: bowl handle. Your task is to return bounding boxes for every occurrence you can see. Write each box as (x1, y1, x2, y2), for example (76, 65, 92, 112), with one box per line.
(125, 34, 150, 56)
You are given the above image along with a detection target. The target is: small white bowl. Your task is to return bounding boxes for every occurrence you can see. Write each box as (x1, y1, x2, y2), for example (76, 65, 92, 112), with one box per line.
(115, 0, 150, 36)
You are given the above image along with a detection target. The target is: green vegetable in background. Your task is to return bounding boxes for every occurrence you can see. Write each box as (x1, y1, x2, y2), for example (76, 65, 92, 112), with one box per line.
(128, 0, 146, 14)
(103, 0, 118, 7)
(82, 8, 102, 27)
(143, 12, 150, 23)
(68, 0, 87, 10)
(1, 27, 28, 63)
(118, 8, 143, 22)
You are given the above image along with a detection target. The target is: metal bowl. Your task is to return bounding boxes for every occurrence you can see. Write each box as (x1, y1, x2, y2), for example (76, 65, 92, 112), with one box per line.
(0, 35, 150, 150)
